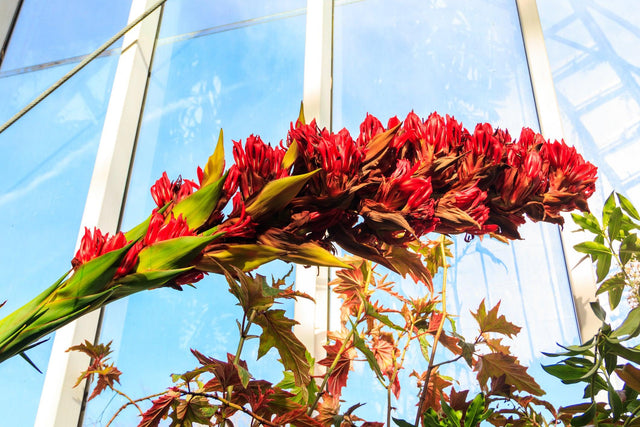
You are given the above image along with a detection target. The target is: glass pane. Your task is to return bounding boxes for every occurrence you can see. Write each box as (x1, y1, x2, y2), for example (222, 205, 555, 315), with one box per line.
(159, 0, 305, 38)
(333, 0, 580, 420)
(1, 0, 131, 71)
(82, 13, 306, 426)
(537, 0, 640, 204)
(0, 55, 119, 426)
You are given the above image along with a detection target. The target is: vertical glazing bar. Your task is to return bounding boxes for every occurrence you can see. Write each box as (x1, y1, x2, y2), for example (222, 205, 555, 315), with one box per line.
(515, 0, 599, 341)
(295, 0, 333, 371)
(34, 0, 162, 425)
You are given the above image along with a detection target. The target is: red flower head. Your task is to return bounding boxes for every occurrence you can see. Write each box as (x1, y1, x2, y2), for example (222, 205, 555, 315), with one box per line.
(459, 123, 506, 183)
(540, 140, 597, 214)
(150, 172, 199, 208)
(71, 228, 128, 269)
(232, 135, 288, 200)
(218, 194, 257, 239)
(289, 120, 365, 198)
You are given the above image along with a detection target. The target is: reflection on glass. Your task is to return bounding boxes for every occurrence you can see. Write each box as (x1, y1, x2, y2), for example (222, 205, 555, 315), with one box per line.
(0, 55, 119, 426)
(159, 0, 305, 38)
(1, 0, 130, 71)
(83, 14, 305, 426)
(333, 0, 580, 420)
(537, 0, 640, 204)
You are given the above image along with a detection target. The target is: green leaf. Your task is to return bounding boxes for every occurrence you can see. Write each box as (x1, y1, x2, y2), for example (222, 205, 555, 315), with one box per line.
(246, 170, 319, 219)
(607, 207, 623, 241)
(58, 244, 133, 299)
(617, 192, 640, 221)
(136, 235, 217, 272)
(596, 273, 626, 296)
(279, 242, 350, 269)
(571, 402, 596, 427)
(607, 343, 640, 364)
(201, 129, 225, 187)
(393, 418, 416, 427)
(620, 233, 639, 265)
(440, 399, 462, 427)
(609, 286, 623, 310)
(608, 382, 623, 420)
(235, 362, 251, 388)
(351, 326, 385, 383)
(124, 205, 168, 242)
(590, 301, 607, 322)
(573, 241, 611, 256)
(254, 309, 310, 389)
(199, 244, 282, 272)
(612, 307, 640, 340)
(571, 212, 602, 235)
(603, 192, 616, 227)
(363, 299, 404, 331)
(595, 252, 612, 283)
(114, 267, 193, 290)
(542, 363, 592, 383)
(465, 394, 490, 427)
(172, 173, 226, 229)
(282, 138, 299, 170)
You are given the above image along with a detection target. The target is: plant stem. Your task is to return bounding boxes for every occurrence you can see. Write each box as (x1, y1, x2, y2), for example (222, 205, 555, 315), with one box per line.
(105, 391, 166, 427)
(415, 236, 449, 427)
(308, 264, 373, 416)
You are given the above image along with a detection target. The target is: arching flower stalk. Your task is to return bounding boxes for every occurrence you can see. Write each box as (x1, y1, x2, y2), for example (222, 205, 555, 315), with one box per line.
(0, 108, 596, 378)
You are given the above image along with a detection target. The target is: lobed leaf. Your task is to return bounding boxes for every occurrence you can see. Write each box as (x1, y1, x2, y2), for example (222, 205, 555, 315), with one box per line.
(476, 352, 544, 395)
(472, 300, 521, 338)
(254, 309, 310, 389)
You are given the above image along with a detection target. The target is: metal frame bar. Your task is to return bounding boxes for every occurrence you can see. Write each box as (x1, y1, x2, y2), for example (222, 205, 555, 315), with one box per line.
(33, 0, 162, 425)
(516, 0, 599, 341)
(294, 0, 334, 370)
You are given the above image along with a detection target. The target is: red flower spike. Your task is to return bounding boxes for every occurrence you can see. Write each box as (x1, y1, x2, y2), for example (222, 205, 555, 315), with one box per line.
(233, 135, 288, 199)
(150, 172, 199, 208)
(71, 228, 128, 269)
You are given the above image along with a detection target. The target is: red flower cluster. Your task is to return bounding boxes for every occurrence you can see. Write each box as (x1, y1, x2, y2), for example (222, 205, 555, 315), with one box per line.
(69, 110, 597, 291)
(71, 228, 128, 269)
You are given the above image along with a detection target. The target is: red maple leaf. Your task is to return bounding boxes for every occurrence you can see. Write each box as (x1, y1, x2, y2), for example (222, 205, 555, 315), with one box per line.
(138, 389, 179, 427)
